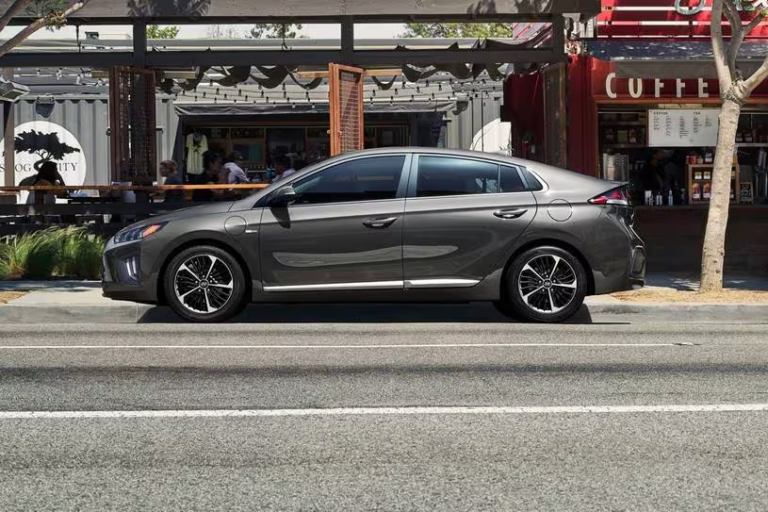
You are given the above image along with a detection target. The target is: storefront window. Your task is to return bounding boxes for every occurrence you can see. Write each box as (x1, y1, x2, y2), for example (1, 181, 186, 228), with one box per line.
(599, 108, 767, 206)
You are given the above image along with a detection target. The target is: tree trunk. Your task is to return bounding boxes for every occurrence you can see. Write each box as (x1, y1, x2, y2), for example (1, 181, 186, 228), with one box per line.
(700, 98, 741, 292)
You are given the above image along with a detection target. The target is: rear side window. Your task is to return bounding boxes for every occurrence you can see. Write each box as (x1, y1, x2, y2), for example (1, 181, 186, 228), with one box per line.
(520, 167, 544, 191)
(416, 156, 528, 197)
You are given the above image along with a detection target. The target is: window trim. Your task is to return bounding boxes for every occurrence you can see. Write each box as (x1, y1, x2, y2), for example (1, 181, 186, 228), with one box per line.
(259, 153, 412, 208)
(407, 154, 532, 199)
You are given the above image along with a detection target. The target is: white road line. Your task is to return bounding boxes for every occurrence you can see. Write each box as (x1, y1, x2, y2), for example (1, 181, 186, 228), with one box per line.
(0, 404, 766, 420)
(0, 343, 682, 350)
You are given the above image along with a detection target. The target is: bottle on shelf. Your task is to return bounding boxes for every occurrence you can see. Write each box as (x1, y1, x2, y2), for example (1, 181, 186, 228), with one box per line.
(668, 189, 674, 207)
(692, 182, 701, 201)
(703, 182, 711, 200)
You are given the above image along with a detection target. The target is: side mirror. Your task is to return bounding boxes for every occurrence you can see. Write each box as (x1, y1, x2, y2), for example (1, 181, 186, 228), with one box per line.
(268, 186, 297, 207)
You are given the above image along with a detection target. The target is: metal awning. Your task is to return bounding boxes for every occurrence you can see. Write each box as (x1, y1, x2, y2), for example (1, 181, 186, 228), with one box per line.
(586, 40, 768, 79)
(174, 101, 455, 116)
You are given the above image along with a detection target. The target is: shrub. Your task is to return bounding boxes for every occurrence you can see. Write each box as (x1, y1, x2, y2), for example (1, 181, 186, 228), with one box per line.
(0, 227, 105, 280)
(56, 227, 105, 280)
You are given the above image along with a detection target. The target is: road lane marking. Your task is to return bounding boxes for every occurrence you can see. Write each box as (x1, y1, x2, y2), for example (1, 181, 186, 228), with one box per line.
(0, 404, 766, 419)
(0, 343, 683, 349)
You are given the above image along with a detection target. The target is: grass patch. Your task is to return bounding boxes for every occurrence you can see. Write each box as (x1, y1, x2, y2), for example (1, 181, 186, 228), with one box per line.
(0, 227, 105, 280)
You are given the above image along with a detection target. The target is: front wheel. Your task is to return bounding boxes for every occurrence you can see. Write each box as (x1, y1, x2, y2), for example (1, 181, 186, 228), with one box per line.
(164, 245, 247, 323)
(498, 246, 587, 323)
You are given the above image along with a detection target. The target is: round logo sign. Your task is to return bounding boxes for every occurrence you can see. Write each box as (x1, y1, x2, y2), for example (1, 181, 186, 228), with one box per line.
(0, 121, 87, 203)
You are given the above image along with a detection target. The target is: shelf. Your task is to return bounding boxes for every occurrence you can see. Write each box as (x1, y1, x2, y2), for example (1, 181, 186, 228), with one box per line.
(602, 144, 646, 149)
(735, 143, 768, 148)
(599, 121, 647, 127)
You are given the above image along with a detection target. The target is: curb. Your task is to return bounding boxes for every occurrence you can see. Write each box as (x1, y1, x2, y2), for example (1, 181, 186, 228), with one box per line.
(0, 301, 766, 324)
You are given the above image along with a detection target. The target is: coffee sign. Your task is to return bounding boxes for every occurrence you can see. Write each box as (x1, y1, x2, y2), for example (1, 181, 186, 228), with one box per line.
(675, 0, 768, 15)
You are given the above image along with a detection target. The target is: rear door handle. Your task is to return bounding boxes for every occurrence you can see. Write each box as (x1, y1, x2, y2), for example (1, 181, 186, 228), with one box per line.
(493, 208, 527, 220)
(363, 217, 398, 229)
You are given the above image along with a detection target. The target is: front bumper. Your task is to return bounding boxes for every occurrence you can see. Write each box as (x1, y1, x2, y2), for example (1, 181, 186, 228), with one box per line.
(101, 240, 158, 304)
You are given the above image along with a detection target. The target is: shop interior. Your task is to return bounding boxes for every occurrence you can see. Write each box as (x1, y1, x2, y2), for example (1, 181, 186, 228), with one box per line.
(180, 119, 410, 182)
(599, 107, 768, 206)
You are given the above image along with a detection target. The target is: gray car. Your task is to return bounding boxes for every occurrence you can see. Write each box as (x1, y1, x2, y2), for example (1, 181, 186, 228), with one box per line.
(102, 148, 646, 323)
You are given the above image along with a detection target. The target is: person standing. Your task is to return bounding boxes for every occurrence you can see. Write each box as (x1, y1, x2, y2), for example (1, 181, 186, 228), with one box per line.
(159, 160, 185, 203)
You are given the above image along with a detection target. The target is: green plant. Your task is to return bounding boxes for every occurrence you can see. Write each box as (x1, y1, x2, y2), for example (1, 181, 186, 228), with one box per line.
(2, 228, 61, 279)
(0, 227, 105, 280)
(55, 227, 105, 280)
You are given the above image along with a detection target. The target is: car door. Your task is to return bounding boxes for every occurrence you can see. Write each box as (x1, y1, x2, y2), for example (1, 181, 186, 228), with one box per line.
(259, 153, 410, 292)
(403, 154, 538, 287)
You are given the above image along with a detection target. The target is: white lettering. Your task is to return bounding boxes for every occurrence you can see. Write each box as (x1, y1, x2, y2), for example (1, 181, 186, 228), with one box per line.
(676, 79, 686, 98)
(698, 78, 710, 98)
(629, 78, 643, 98)
(655, 79, 664, 98)
(606, 72, 617, 99)
(675, 0, 706, 15)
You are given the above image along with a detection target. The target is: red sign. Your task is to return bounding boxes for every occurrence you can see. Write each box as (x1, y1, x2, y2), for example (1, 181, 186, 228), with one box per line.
(589, 58, 768, 99)
(597, 0, 768, 38)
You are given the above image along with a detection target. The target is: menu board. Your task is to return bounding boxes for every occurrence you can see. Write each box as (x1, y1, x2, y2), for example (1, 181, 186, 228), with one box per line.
(649, 109, 719, 147)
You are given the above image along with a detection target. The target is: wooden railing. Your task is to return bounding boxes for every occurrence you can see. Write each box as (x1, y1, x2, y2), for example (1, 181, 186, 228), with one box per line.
(0, 183, 271, 236)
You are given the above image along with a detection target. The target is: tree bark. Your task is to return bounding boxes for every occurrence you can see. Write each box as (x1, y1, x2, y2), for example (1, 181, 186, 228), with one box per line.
(700, 98, 741, 292)
(0, 1, 86, 60)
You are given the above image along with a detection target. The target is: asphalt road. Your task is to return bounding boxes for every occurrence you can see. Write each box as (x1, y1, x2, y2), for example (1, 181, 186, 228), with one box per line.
(0, 323, 767, 511)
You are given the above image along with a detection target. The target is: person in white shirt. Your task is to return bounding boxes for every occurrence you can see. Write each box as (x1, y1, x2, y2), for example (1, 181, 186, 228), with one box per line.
(271, 156, 297, 183)
(224, 152, 249, 184)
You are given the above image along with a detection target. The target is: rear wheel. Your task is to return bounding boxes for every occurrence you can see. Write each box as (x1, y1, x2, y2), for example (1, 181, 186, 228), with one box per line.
(164, 245, 247, 323)
(497, 246, 587, 323)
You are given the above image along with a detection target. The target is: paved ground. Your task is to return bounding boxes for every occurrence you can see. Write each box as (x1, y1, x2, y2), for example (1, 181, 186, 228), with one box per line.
(0, 323, 767, 511)
(1, 273, 768, 324)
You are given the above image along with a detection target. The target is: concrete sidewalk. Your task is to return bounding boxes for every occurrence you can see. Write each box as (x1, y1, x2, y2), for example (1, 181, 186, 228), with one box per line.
(0, 274, 766, 324)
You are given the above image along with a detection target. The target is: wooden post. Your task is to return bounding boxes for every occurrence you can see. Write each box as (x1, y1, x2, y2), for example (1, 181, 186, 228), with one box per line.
(3, 68, 14, 190)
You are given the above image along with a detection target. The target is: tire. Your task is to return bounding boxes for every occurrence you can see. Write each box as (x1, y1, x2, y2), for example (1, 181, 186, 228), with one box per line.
(498, 245, 587, 323)
(164, 245, 247, 323)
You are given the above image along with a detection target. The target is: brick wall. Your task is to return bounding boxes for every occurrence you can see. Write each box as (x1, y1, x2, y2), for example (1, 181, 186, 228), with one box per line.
(635, 206, 768, 275)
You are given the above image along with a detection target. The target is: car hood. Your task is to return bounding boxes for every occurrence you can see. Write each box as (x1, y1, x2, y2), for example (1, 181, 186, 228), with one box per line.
(148, 202, 235, 224)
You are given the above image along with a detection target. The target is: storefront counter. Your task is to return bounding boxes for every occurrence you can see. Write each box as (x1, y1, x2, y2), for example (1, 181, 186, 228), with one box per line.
(634, 205, 768, 274)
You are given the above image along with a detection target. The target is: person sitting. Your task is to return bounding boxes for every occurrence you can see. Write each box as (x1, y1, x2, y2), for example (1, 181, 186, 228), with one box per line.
(271, 156, 297, 183)
(26, 161, 64, 205)
(224, 152, 249, 185)
(191, 151, 224, 202)
(159, 160, 185, 203)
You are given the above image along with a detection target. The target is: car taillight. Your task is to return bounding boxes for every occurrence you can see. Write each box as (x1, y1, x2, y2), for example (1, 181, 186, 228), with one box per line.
(589, 186, 631, 206)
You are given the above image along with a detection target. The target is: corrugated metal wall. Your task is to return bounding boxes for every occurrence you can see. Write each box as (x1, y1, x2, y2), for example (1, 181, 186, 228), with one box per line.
(0, 94, 500, 185)
(0, 96, 179, 186)
(445, 95, 507, 154)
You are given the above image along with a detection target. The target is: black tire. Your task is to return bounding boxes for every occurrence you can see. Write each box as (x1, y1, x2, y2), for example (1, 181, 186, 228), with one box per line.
(164, 245, 247, 323)
(499, 245, 587, 323)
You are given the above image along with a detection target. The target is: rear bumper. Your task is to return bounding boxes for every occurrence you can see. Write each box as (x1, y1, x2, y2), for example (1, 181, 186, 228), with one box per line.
(592, 244, 646, 295)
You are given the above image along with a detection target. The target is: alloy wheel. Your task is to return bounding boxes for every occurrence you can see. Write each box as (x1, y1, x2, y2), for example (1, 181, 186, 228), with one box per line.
(517, 253, 578, 314)
(173, 254, 235, 314)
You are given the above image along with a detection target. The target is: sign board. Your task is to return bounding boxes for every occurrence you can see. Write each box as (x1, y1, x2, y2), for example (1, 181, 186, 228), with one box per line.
(0, 121, 87, 203)
(648, 109, 719, 147)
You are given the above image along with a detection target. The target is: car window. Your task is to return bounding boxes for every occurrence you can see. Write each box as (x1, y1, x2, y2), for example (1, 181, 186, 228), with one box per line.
(416, 156, 527, 197)
(520, 167, 544, 191)
(292, 155, 405, 205)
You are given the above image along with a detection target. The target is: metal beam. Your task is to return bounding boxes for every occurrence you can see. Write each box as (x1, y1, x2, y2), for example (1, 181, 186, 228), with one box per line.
(0, 52, 134, 68)
(0, 48, 565, 69)
(133, 21, 148, 68)
(340, 17, 354, 65)
(2, 68, 13, 190)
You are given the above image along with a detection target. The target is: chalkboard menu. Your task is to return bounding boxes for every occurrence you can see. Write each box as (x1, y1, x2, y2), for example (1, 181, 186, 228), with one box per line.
(649, 109, 719, 147)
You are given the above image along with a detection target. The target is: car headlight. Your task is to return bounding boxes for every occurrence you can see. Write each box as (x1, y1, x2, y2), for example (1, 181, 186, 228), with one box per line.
(113, 222, 167, 245)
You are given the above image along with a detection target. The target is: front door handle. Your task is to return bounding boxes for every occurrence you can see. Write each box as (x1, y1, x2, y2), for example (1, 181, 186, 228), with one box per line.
(493, 208, 528, 220)
(363, 217, 398, 229)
